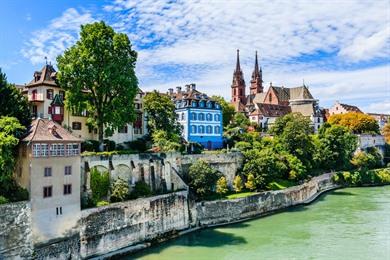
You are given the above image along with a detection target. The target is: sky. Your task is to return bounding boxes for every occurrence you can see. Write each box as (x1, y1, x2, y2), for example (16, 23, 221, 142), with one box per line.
(0, 0, 389, 113)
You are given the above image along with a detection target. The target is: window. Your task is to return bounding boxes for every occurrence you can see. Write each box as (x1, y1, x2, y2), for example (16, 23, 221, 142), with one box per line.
(207, 113, 212, 121)
(43, 186, 52, 198)
(234, 89, 236, 96)
(64, 184, 72, 195)
(44, 167, 52, 177)
(207, 102, 212, 108)
(181, 113, 185, 121)
(192, 112, 197, 120)
(199, 113, 205, 121)
(134, 127, 142, 134)
(215, 126, 221, 134)
(239, 89, 243, 96)
(191, 125, 197, 134)
(215, 104, 220, 109)
(65, 166, 72, 175)
(192, 101, 197, 107)
(48, 106, 52, 114)
(56, 207, 62, 215)
(33, 144, 41, 157)
(66, 143, 79, 156)
(200, 101, 205, 107)
(72, 122, 82, 130)
(198, 125, 204, 134)
(59, 91, 65, 100)
(119, 125, 128, 133)
(206, 125, 212, 134)
(269, 94, 272, 102)
(46, 89, 53, 100)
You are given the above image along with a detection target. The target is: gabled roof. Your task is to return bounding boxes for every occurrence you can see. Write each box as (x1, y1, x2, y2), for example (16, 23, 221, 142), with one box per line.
(22, 118, 82, 142)
(270, 86, 290, 102)
(251, 103, 291, 117)
(50, 94, 64, 106)
(338, 102, 362, 113)
(289, 86, 314, 100)
(26, 64, 58, 88)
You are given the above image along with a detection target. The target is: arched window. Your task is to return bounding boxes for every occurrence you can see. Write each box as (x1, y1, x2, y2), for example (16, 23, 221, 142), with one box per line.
(214, 126, 220, 134)
(207, 102, 212, 108)
(214, 114, 220, 121)
(191, 125, 197, 134)
(234, 89, 236, 95)
(181, 113, 185, 121)
(192, 101, 197, 107)
(199, 113, 205, 121)
(198, 125, 204, 134)
(207, 113, 212, 121)
(206, 125, 212, 134)
(200, 101, 205, 107)
(192, 112, 197, 120)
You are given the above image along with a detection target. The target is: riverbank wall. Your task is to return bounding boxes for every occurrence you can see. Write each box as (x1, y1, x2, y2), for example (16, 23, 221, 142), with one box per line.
(0, 172, 340, 259)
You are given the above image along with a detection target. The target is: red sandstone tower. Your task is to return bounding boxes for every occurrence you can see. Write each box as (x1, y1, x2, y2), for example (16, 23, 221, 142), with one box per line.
(250, 51, 263, 95)
(231, 49, 246, 103)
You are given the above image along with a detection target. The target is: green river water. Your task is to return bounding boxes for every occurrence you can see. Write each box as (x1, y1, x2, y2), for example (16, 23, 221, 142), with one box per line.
(130, 186, 390, 260)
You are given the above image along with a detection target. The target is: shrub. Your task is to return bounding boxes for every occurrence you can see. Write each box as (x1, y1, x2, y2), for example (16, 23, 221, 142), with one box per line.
(104, 139, 116, 151)
(216, 176, 228, 195)
(245, 173, 257, 191)
(90, 168, 110, 204)
(375, 169, 390, 184)
(130, 181, 152, 199)
(82, 140, 100, 152)
(126, 138, 148, 152)
(0, 196, 9, 205)
(233, 175, 244, 193)
(110, 178, 130, 202)
(188, 160, 221, 199)
(96, 200, 109, 207)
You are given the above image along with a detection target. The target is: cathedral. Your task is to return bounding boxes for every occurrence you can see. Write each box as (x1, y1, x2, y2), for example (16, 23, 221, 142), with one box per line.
(230, 50, 324, 132)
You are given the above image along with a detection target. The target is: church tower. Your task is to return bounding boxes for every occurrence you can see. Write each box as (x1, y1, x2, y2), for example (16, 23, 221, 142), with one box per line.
(250, 51, 263, 95)
(231, 49, 246, 103)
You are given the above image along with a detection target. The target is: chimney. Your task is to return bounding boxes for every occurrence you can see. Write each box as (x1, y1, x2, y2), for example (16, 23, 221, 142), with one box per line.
(176, 86, 182, 93)
(168, 88, 173, 95)
(185, 84, 190, 92)
(190, 83, 196, 91)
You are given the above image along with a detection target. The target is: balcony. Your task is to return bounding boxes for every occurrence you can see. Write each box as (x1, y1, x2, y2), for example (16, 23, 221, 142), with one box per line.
(28, 93, 44, 102)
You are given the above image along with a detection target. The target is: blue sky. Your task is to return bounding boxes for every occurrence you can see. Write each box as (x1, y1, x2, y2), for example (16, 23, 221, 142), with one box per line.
(0, 0, 389, 113)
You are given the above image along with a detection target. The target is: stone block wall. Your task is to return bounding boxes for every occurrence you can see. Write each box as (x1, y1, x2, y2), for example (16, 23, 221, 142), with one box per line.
(194, 173, 337, 226)
(79, 190, 189, 258)
(0, 201, 33, 259)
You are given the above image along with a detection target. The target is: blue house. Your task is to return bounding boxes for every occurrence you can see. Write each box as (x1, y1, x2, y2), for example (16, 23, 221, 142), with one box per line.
(168, 84, 223, 150)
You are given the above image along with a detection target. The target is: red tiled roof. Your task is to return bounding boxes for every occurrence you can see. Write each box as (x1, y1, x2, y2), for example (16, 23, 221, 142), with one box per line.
(26, 64, 58, 88)
(339, 103, 362, 113)
(251, 103, 291, 117)
(22, 118, 82, 142)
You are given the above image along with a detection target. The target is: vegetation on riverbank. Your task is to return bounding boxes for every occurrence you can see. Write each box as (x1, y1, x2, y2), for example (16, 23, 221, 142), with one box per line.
(333, 168, 390, 186)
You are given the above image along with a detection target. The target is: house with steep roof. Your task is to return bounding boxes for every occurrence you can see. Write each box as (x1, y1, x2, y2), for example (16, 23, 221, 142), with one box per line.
(15, 118, 82, 243)
(168, 84, 223, 150)
(328, 101, 363, 116)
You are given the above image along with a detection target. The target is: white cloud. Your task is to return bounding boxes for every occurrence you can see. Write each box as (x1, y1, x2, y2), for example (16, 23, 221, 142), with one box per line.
(363, 100, 390, 114)
(22, 8, 94, 65)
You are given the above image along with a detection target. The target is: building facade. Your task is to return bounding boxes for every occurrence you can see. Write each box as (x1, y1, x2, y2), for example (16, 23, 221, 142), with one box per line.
(367, 113, 389, 130)
(168, 84, 223, 149)
(328, 101, 363, 116)
(21, 64, 147, 144)
(15, 119, 82, 243)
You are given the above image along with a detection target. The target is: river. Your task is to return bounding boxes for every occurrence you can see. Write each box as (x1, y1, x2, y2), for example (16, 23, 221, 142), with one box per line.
(130, 186, 390, 260)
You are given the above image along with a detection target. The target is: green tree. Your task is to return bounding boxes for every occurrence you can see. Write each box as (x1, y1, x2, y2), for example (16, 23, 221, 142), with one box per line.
(245, 173, 256, 191)
(270, 113, 314, 170)
(0, 117, 28, 201)
(90, 168, 110, 204)
(57, 21, 138, 151)
(151, 130, 181, 152)
(211, 95, 235, 126)
(0, 69, 31, 128)
(144, 90, 181, 136)
(351, 151, 377, 170)
(188, 160, 221, 199)
(233, 175, 244, 193)
(216, 176, 228, 195)
(315, 124, 357, 170)
(110, 178, 130, 202)
(328, 112, 380, 134)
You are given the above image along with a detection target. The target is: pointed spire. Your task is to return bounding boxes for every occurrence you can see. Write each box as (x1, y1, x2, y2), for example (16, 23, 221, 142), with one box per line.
(252, 51, 260, 79)
(235, 49, 241, 72)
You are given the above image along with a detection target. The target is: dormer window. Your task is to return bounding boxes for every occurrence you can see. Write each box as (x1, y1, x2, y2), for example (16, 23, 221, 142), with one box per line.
(200, 101, 205, 107)
(192, 101, 197, 107)
(207, 102, 212, 108)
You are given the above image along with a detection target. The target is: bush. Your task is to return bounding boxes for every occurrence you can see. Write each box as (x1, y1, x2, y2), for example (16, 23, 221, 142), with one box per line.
(90, 168, 110, 204)
(375, 168, 390, 184)
(110, 178, 130, 202)
(216, 176, 228, 195)
(233, 175, 244, 193)
(0, 196, 9, 204)
(333, 168, 390, 186)
(245, 173, 257, 191)
(104, 139, 116, 151)
(130, 181, 152, 199)
(96, 200, 109, 207)
(126, 138, 148, 152)
(188, 160, 221, 199)
(82, 140, 100, 152)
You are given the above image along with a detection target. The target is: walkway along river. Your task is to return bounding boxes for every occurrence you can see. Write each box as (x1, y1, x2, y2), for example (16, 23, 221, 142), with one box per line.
(130, 186, 390, 260)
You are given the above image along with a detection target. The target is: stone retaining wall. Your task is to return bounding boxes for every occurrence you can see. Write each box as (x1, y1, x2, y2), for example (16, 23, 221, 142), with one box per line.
(194, 173, 338, 226)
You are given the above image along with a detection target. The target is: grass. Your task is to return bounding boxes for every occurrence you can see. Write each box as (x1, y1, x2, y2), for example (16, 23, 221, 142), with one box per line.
(226, 191, 257, 199)
(266, 179, 296, 190)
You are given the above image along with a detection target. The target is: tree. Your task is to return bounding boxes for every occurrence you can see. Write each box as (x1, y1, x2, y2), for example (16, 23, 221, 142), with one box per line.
(328, 112, 380, 134)
(110, 178, 129, 202)
(0, 117, 28, 201)
(188, 160, 221, 199)
(216, 176, 228, 195)
(315, 124, 357, 170)
(57, 21, 138, 151)
(144, 90, 181, 136)
(151, 130, 181, 152)
(270, 113, 315, 170)
(351, 151, 377, 170)
(0, 69, 31, 128)
(245, 173, 256, 191)
(383, 123, 390, 143)
(90, 168, 110, 204)
(233, 175, 244, 193)
(211, 96, 235, 127)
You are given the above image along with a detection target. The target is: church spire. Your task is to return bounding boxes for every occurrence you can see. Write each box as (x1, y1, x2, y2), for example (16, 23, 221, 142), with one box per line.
(235, 49, 241, 72)
(250, 51, 263, 95)
(231, 49, 246, 107)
